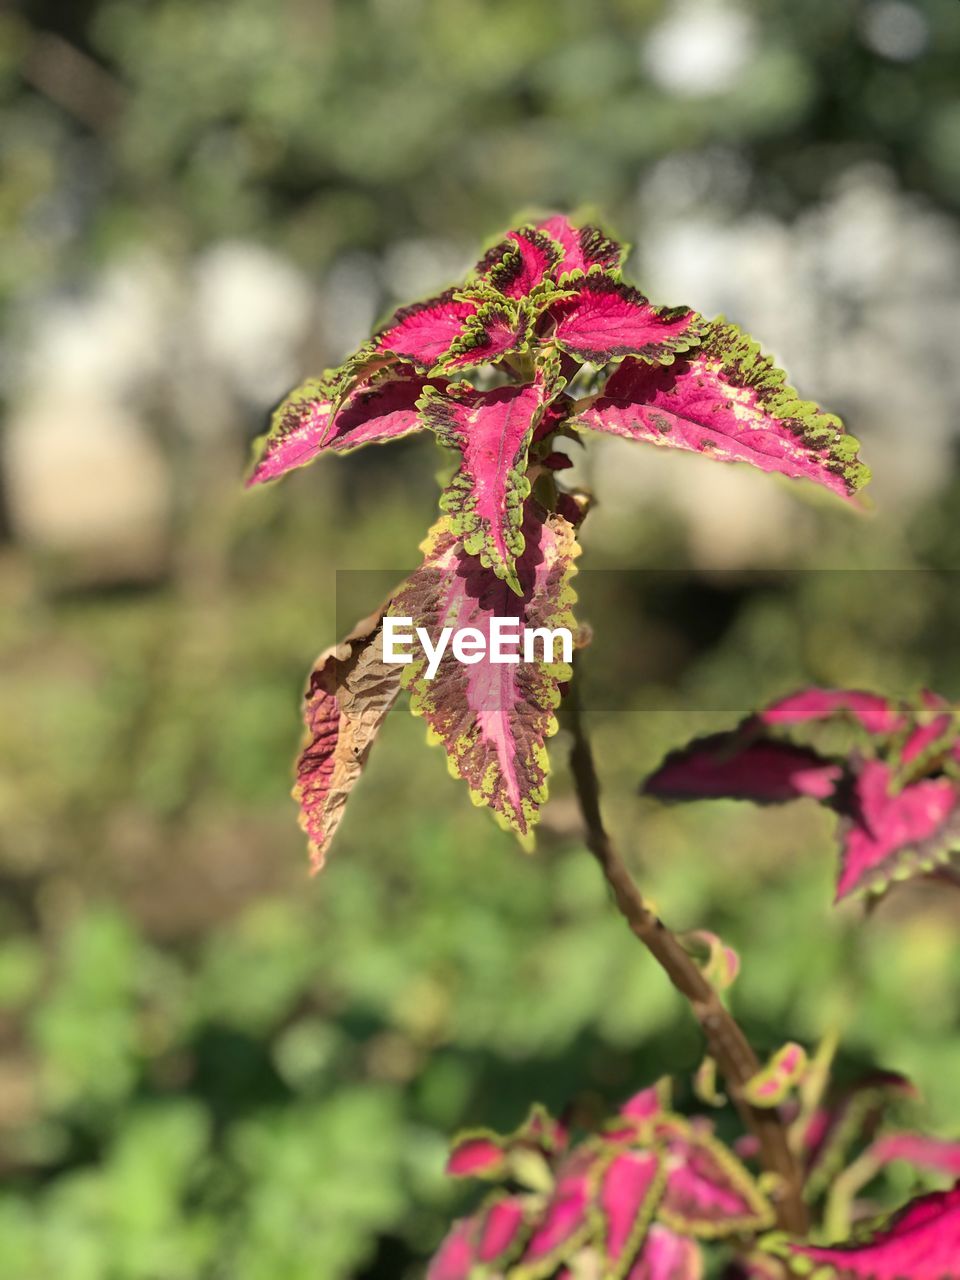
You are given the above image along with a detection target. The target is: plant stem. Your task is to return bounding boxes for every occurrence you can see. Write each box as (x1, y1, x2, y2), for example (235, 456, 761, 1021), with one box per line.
(565, 680, 809, 1235)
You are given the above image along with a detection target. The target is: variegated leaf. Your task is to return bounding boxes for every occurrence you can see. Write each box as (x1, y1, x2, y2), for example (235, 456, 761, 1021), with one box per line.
(657, 1120, 775, 1239)
(538, 214, 626, 278)
(627, 1224, 704, 1280)
(789, 1184, 960, 1280)
(388, 504, 579, 840)
(548, 275, 701, 366)
(247, 371, 437, 486)
(572, 319, 869, 499)
(293, 608, 404, 872)
(743, 1044, 808, 1109)
(594, 1150, 664, 1276)
(376, 288, 482, 371)
(476, 226, 564, 300)
(421, 372, 550, 590)
(835, 759, 960, 901)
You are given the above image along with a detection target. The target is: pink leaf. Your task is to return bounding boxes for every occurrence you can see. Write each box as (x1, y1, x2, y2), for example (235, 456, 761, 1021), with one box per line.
(427, 1217, 474, 1280)
(679, 932, 741, 991)
(388, 505, 579, 839)
(422, 374, 550, 589)
(475, 1195, 530, 1266)
(643, 735, 842, 805)
(572, 319, 869, 498)
(657, 1121, 774, 1239)
(549, 275, 700, 366)
(628, 1224, 704, 1279)
(742, 1043, 808, 1108)
(476, 226, 563, 299)
(440, 299, 530, 371)
(761, 688, 902, 736)
(835, 760, 960, 901)
(596, 1150, 664, 1273)
(376, 288, 480, 371)
(869, 1133, 960, 1179)
(790, 1184, 960, 1280)
(446, 1135, 508, 1180)
(537, 215, 626, 277)
(294, 608, 404, 872)
(247, 372, 435, 486)
(517, 1167, 592, 1275)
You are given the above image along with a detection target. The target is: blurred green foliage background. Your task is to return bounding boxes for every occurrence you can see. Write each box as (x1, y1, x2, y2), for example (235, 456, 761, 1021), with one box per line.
(2, 1, 960, 1276)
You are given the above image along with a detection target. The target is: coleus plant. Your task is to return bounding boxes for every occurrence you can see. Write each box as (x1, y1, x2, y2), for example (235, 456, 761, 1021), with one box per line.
(428, 1029, 960, 1280)
(250, 214, 960, 1273)
(247, 214, 869, 869)
(642, 687, 960, 904)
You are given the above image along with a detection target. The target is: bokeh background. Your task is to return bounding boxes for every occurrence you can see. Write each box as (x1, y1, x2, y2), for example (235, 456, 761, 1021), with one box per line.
(3, 1, 960, 1275)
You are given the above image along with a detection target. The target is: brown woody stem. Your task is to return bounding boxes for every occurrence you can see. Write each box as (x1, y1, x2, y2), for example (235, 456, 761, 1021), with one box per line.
(566, 678, 809, 1235)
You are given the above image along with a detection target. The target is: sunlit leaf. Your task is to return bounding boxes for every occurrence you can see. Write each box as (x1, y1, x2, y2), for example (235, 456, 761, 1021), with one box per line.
(743, 1043, 808, 1109)
(572, 319, 869, 499)
(294, 607, 404, 871)
(550, 275, 701, 366)
(789, 1184, 960, 1279)
(389, 504, 579, 840)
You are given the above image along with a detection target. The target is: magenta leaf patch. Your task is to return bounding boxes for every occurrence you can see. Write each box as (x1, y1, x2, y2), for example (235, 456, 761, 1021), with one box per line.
(835, 759, 960, 901)
(742, 1043, 808, 1109)
(293, 608, 404, 872)
(516, 1167, 593, 1276)
(247, 371, 439, 486)
(760, 688, 901, 735)
(868, 1133, 960, 1178)
(476, 226, 564, 300)
(657, 1121, 774, 1239)
(440, 298, 531, 372)
(628, 1224, 704, 1280)
(475, 1195, 531, 1267)
(596, 1150, 664, 1275)
(789, 1184, 960, 1280)
(389, 504, 579, 840)
(643, 687, 960, 906)
(538, 214, 626, 278)
(375, 288, 482, 371)
(549, 275, 701, 366)
(427, 1217, 475, 1280)
(644, 737, 842, 805)
(573, 319, 869, 499)
(421, 372, 551, 590)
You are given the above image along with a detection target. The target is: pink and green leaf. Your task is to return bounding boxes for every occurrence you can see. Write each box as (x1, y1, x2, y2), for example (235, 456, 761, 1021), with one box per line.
(835, 760, 960, 901)
(679, 931, 741, 991)
(427, 1217, 474, 1280)
(422, 375, 550, 590)
(376, 288, 481, 371)
(743, 1044, 809, 1109)
(628, 1224, 704, 1280)
(476, 226, 563, 300)
(761, 689, 901, 736)
(867, 1132, 960, 1178)
(594, 1150, 664, 1276)
(247, 371, 437, 486)
(439, 299, 531, 371)
(538, 215, 626, 278)
(549, 275, 701, 366)
(475, 1194, 531, 1267)
(389, 504, 579, 840)
(789, 1184, 960, 1280)
(572, 319, 869, 499)
(513, 1167, 593, 1279)
(293, 608, 404, 872)
(657, 1121, 775, 1239)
